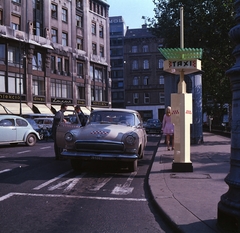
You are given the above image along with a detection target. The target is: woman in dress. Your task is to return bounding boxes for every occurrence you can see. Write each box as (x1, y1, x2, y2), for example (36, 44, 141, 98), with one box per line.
(162, 106, 174, 150)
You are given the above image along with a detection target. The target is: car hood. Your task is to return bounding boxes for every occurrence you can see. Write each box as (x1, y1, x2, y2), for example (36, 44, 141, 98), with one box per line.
(71, 123, 136, 141)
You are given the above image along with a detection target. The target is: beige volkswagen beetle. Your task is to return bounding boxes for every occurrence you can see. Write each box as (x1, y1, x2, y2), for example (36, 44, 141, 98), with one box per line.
(56, 108, 147, 171)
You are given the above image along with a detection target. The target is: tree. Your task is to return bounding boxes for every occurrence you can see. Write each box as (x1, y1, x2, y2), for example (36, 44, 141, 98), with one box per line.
(149, 0, 235, 123)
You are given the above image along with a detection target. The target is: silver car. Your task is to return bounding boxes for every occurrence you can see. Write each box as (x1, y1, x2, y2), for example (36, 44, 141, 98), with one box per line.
(0, 115, 41, 146)
(56, 108, 147, 171)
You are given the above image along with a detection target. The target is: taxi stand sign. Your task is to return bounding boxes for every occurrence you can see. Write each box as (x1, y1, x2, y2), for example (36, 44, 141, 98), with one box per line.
(163, 59, 201, 75)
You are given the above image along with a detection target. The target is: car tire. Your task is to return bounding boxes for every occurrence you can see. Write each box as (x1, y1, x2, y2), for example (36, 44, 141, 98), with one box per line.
(25, 133, 37, 146)
(138, 148, 144, 159)
(71, 159, 82, 171)
(128, 160, 137, 172)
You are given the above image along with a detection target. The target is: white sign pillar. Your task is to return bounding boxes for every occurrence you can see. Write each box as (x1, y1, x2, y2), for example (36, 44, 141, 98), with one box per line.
(171, 69, 193, 171)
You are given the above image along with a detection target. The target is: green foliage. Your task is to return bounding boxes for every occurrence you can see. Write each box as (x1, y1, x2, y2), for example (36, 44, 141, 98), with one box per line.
(150, 0, 235, 115)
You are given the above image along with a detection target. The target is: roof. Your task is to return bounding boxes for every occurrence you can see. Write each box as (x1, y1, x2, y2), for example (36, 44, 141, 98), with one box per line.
(125, 27, 155, 39)
(92, 108, 139, 114)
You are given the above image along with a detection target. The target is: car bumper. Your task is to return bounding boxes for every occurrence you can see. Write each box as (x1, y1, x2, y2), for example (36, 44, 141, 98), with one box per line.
(61, 150, 138, 161)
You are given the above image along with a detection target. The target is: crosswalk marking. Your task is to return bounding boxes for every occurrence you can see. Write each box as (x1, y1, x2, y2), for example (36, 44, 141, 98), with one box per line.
(33, 170, 73, 190)
(0, 169, 12, 174)
(88, 177, 113, 191)
(111, 171, 137, 195)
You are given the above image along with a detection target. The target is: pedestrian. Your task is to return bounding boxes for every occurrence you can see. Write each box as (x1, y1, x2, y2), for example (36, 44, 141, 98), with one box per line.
(162, 106, 174, 151)
(52, 103, 68, 160)
(74, 105, 87, 126)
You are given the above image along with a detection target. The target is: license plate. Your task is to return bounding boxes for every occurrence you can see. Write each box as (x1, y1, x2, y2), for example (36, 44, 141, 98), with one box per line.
(91, 156, 102, 160)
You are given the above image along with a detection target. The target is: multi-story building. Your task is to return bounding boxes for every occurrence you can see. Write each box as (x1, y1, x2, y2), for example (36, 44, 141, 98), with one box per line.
(123, 24, 167, 121)
(109, 16, 127, 108)
(0, 0, 111, 115)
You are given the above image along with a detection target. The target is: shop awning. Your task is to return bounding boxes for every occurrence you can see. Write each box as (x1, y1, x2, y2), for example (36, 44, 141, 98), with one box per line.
(34, 104, 53, 114)
(0, 102, 34, 115)
(81, 107, 91, 115)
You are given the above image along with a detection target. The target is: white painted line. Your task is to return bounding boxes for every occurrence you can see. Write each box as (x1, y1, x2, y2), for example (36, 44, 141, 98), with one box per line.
(88, 177, 112, 191)
(17, 150, 31, 154)
(33, 170, 73, 190)
(40, 146, 51, 150)
(0, 156, 6, 158)
(48, 173, 86, 192)
(111, 171, 137, 195)
(0, 192, 147, 202)
(0, 169, 12, 174)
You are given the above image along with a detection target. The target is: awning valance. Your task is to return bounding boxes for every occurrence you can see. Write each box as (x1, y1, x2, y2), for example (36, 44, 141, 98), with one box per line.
(34, 104, 53, 114)
(0, 102, 34, 115)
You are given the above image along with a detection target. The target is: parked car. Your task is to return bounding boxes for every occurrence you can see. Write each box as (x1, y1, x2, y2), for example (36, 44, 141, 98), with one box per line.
(0, 115, 41, 146)
(56, 108, 147, 171)
(144, 119, 162, 134)
(34, 118, 53, 140)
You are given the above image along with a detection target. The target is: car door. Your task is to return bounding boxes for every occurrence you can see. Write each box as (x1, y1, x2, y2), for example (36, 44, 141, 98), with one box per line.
(0, 118, 17, 142)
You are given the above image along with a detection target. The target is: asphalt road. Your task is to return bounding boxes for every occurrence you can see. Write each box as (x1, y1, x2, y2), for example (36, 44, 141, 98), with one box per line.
(0, 135, 174, 233)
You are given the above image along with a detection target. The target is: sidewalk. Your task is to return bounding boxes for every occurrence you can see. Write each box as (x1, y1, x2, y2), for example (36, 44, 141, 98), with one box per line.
(148, 132, 231, 233)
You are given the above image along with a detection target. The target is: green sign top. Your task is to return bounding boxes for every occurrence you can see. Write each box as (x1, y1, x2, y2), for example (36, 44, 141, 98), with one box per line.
(159, 48, 203, 60)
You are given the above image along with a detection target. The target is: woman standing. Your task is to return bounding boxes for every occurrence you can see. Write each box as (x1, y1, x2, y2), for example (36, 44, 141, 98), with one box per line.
(162, 106, 174, 150)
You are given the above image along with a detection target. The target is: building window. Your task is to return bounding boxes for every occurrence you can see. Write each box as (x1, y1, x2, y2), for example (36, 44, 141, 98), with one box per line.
(159, 75, 164, 84)
(92, 22, 96, 35)
(95, 86, 103, 101)
(11, 15, 20, 30)
(32, 76, 45, 96)
(0, 11, 3, 25)
(99, 25, 104, 38)
(77, 85, 85, 99)
(12, 0, 21, 3)
(64, 58, 69, 74)
(100, 45, 104, 57)
(95, 68, 103, 82)
(143, 45, 149, 52)
(57, 57, 62, 72)
(0, 72, 5, 92)
(8, 72, 23, 94)
(133, 76, 139, 86)
(143, 76, 148, 85)
(159, 92, 165, 104)
(62, 32, 68, 46)
(76, 15, 83, 27)
(51, 56, 55, 73)
(144, 93, 150, 103)
(51, 28, 58, 43)
(77, 37, 83, 50)
(133, 93, 139, 104)
(143, 60, 149, 69)
(51, 79, 72, 98)
(8, 45, 21, 65)
(159, 59, 164, 69)
(132, 60, 138, 70)
(62, 8, 67, 23)
(132, 46, 138, 53)
(32, 52, 42, 71)
(77, 62, 83, 78)
(92, 43, 97, 55)
(76, 0, 83, 9)
(51, 4, 57, 19)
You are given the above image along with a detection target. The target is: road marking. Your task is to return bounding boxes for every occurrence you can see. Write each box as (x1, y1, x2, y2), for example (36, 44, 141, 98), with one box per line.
(0, 192, 147, 202)
(48, 173, 86, 192)
(111, 171, 137, 195)
(17, 150, 31, 154)
(40, 146, 51, 150)
(33, 170, 73, 190)
(0, 156, 6, 158)
(88, 177, 113, 191)
(0, 169, 12, 174)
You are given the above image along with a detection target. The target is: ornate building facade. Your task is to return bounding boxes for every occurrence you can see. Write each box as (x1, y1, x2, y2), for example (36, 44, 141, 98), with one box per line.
(0, 0, 111, 115)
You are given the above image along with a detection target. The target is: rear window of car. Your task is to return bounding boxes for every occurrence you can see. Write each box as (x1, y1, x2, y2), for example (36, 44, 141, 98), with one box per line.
(16, 119, 28, 127)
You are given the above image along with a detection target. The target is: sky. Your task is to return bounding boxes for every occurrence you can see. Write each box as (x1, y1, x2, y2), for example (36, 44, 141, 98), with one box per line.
(106, 0, 156, 29)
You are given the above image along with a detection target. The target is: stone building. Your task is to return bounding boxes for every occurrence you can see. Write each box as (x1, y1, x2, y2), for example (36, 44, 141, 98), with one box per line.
(0, 0, 111, 115)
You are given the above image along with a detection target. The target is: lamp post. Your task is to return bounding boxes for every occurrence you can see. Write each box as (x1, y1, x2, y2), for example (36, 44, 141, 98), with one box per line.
(217, 1, 240, 231)
(19, 41, 22, 116)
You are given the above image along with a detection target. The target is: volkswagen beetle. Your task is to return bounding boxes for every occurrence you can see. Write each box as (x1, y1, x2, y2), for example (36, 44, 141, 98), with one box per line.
(56, 108, 147, 171)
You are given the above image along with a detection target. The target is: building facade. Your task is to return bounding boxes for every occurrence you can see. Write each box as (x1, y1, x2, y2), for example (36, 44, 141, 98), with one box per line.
(109, 16, 127, 108)
(0, 0, 111, 115)
(123, 25, 167, 122)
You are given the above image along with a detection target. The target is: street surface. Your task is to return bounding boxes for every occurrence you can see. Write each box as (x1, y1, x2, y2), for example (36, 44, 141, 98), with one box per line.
(0, 135, 173, 233)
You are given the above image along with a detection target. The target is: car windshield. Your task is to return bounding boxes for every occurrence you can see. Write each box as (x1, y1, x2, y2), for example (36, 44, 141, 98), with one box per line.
(147, 119, 160, 124)
(89, 111, 135, 126)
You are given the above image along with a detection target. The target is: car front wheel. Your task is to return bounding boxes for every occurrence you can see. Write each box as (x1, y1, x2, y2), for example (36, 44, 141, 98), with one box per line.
(25, 133, 37, 146)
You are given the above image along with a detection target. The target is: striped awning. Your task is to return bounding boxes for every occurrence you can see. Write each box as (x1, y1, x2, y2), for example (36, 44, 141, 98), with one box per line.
(0, 102, 34, 115)
(34, 104, 53, 114)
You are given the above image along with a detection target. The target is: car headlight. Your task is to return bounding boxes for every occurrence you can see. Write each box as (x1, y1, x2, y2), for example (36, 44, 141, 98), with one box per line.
(65, 132, 73, 142)
(125, 135, 135, 145)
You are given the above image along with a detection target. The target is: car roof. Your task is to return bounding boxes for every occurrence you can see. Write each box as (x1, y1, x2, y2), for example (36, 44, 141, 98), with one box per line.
(92, 108, 139, 114)
(0, 115, 26, 120)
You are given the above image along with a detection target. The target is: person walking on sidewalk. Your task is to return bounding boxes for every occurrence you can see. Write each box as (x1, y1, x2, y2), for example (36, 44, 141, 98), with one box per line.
(162, 106, 174, 151)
